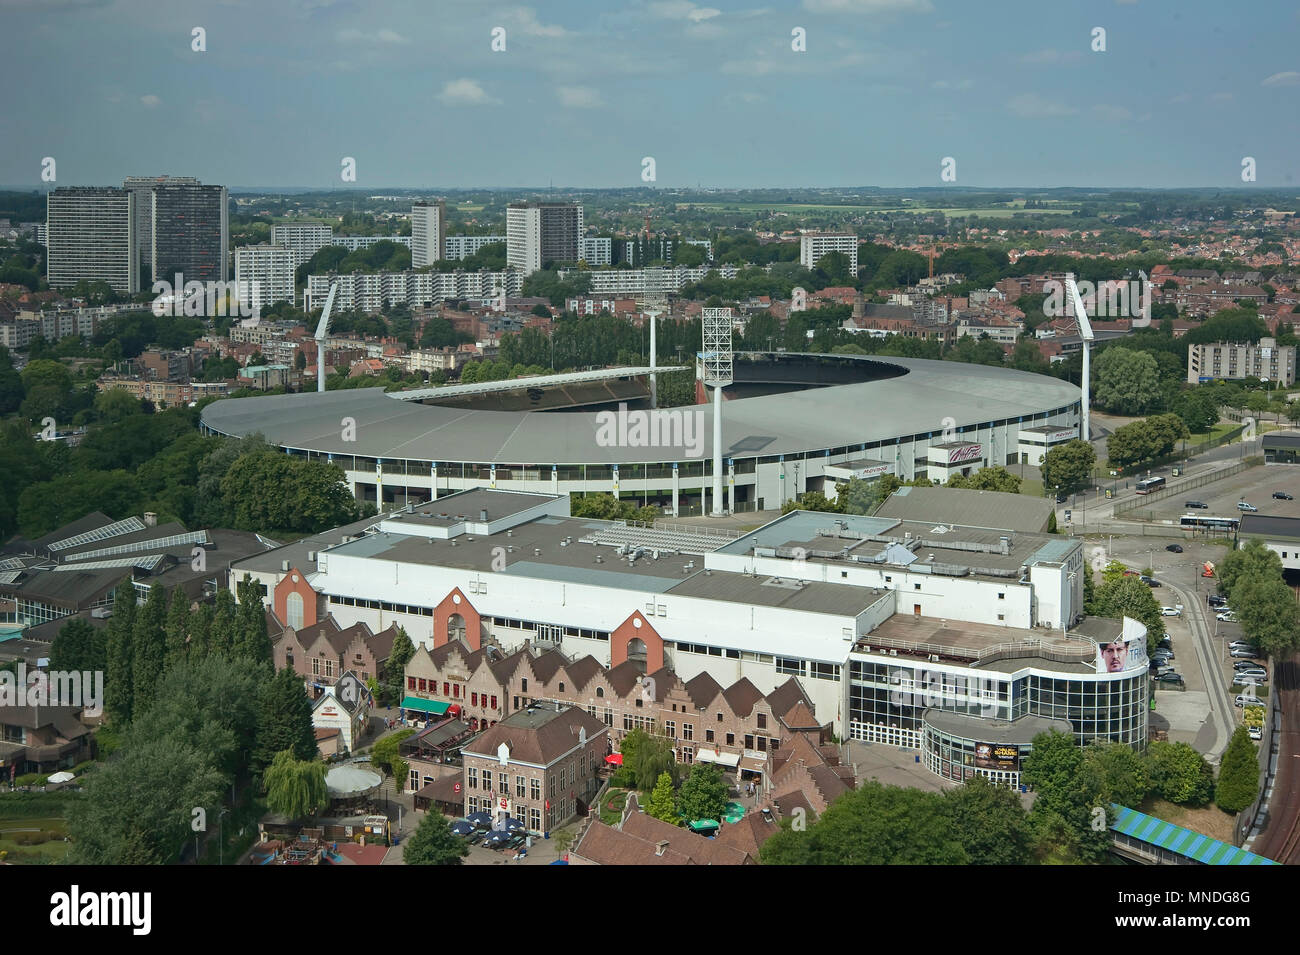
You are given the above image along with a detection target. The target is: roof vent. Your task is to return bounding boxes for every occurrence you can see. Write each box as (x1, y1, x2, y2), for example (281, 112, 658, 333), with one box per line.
(480, 509, 488, 522)
(281, 560, 289, 572)
(308, 551, 317, 562)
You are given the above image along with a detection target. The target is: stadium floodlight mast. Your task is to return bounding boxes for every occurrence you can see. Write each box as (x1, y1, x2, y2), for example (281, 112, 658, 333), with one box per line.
(1065, 273, 1095, 444)
(638, 280, 667, 409)
(314, 281, 339, 394)
(701, 307, 734, 517)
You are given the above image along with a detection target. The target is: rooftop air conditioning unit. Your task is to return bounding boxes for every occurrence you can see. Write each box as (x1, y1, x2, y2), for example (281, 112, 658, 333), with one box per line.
(281, 560, 289, 572)
(308, 551, 316, 562)
(889, 649, 898, 656)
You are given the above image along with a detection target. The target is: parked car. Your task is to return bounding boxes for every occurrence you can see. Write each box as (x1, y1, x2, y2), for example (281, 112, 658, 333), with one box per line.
(1235, 669, 1268, 682)
(1234, 675, 1268, 687)
(1237, 501, 1258, 512)
(1234, 660, 1267, 672)
(1274, 491, 1294, 501)
(1208, 594, 1227, 607)
(1155, 672, 1185, 687)
(1217, 611, 1238, 622)
(1141, 576, 1162, 588)
(1160, 606, 1181, 616)
(1186, 500, 1208, 509)
(1249, 725, 1263, 740)
(1230, 648, 1263, 659)
(1235, 694, 1263, 707)
(1152, 649, 1175, 660)
(1165, 544, 1184, 553)
(1230, 640, 1256, 650)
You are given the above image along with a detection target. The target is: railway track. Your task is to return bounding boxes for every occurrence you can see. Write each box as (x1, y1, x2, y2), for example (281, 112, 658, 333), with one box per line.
(1251, 655, 1298, 863)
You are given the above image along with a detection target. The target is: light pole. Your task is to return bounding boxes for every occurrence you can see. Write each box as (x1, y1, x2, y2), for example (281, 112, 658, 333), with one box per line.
(219, 808, 229, 866)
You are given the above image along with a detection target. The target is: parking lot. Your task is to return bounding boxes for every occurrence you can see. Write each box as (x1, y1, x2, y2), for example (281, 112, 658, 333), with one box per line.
(1130, 463, 1300, 526)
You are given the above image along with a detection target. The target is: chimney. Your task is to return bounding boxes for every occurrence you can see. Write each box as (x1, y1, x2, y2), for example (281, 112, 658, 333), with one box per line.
(655, 840, 670, 857)
(143, 512, 157, 527)
(281, 560, 289, 572)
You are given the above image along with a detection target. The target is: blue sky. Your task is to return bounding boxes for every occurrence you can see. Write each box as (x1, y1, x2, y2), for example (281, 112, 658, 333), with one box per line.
(4, 0, 1299, 189)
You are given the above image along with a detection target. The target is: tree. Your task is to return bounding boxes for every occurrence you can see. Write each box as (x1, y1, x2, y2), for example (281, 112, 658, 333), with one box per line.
(104, 579, 137, 725)
(131, 583, 167, 713)
(618, 728, 677, 791)
(372, 728, 417, 776)
(163, 586, 189, 668)
(233, 574, 272, 666)
(264, 749, 328, 820)
(677, 763, 728, 822)
(1217, 539, 1283, 602)
(945, 776, 1032, 865)
(946, 465, 1022, 493)
(253, 667, 319, 773)
(383, 627, 416, 706)
(1091, 576, 1166, 649)
(1021, 730, 1112, 863)
(208, 588, 238, 656)
(1215, 727, 1259, 814)
(1042, 440, 1096, 493)
(49, 617, 105, 674)
(646, 771, 678, 822)
(403, 811, 469, 865)
(780, 490, 843, 515)
(761, 782, 967, 865)
(1082, 741, 1150, 809)
(1093, 347, 1162, 415)
(1146, 741, 1213, 806)
(1233, 576, 1300, 658)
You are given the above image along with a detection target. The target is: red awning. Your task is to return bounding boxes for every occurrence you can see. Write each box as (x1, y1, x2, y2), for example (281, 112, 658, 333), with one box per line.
(605, 753, 623, 765)
(448, 704, 462, 715)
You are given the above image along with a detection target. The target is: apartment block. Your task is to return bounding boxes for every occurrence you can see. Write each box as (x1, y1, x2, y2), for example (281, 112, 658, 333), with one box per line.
(46, 187, 136, 294)
(507, 201, 581, 275)
(799, 233, 859, 272)
(270, 223, 334, 269)
(140, 179, 228, 285)
(1187, 337, 1296, 385)
(445, 235, 506, 261)
(234, 244, 296, 310)
(411, 200, 447, 268)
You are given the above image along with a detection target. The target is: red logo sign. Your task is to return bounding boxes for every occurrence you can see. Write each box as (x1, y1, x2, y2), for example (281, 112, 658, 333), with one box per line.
(454, 782, 461, 794)
(948, 444, 982, 464)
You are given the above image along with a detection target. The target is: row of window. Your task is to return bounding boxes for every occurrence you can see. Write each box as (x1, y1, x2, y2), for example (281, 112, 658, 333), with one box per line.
(489, 616, 611, 642)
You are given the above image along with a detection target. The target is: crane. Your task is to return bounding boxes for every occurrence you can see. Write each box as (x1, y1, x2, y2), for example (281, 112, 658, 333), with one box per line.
(314, 282, 338, 393)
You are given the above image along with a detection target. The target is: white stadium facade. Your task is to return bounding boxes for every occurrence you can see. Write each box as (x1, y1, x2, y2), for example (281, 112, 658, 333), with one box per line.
(200, 353, 1084, 516)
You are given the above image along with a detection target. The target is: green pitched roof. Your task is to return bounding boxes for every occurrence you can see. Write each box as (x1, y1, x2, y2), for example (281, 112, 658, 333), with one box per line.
(1111, 805, 1277, 865)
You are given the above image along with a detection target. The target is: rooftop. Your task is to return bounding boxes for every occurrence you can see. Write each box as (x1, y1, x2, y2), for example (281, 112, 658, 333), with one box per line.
(855, 613, 1098, 670)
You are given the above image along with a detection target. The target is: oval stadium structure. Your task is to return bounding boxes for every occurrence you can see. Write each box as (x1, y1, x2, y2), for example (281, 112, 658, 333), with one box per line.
(200, 353, 1082, 515)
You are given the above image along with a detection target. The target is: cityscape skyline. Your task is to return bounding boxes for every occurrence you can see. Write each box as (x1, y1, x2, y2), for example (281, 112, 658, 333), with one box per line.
(4, 0, 1299, 189)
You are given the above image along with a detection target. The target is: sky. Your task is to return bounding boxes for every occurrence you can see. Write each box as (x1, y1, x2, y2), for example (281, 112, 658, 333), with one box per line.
(3, 0, 1299, 190)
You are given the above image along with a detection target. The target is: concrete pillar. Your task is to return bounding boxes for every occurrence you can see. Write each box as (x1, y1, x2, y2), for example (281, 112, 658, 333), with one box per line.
(727, 459, 735, 514)
(671, 462, 680, 517)
(431, 462, 438, 501)
(551, 464, 559, 495)
(612, 465, 620, 500)
(376, 458, 383, 511)
(711, 385, 723, 516)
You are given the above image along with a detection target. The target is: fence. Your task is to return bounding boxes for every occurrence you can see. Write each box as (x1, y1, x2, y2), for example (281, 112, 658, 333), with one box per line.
(1233, 685, 1279, 846)
(1113, 460, 1251, 516)
(1093, 424, 1247, 488)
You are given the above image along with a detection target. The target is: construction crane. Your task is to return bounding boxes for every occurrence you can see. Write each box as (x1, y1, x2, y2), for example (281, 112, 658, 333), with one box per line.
(1066, 273, 1095, 443)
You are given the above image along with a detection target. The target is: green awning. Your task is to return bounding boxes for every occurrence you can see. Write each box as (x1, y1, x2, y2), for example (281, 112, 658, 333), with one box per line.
(401, 697, 450, 715)
(688, 819, 719, 832)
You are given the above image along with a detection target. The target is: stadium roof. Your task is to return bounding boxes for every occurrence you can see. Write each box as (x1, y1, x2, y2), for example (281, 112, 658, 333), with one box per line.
(1239, 514, 1300, 541)
(200, 356, 1080, 466)
(392, 365, 687, 402)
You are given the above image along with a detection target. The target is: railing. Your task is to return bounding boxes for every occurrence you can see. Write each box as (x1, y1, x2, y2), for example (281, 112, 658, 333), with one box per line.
(1113, 460, 1251, 516)
(855, 631, 1095, 666)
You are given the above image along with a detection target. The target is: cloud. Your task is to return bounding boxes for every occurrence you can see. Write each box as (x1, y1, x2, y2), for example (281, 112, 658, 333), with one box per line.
(649, 1, 721, 20)
(1261, 71, 1300, 87)
(1091, 104, 1133, 122)
(337, 28, 410, 44)
(505, 6, 568, 37)
(437, 79, 500, 106)
(802, 0, 932, 12)
(1006, 93, 1076, 118)
(140, 94, 162, 108)
(556, 86, 603, 108)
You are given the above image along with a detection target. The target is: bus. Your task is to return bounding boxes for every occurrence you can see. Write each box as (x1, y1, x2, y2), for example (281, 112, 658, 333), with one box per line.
(1180, 514, 1240, 532)
(1135, 476, 1166, 495)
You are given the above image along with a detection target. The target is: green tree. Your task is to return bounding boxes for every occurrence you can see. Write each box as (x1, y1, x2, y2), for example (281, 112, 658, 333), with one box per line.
(677, 763, 728, 822)
(383, 627, 416, 706)
(403, 811, 469, 865)
(1042, 440, 1096, 493)
(1217, 539, 1283, 602)
(1233, 576, 1300, 658)
(946, 465, 1022, 493)
(1093, 347, 1162, 415)
(945, 776, 1032, 865)
(164, 586, 189, 668)
(233, 574, 272, 666)
(104, 580, 137, 725)
(646, 771, 678, 822)
(209, 589, 238, 656)
(780, 490, 843, 515)
(1082, 741, 1150, 808)
(253, 667, 319, 773)
(131, 583, 168, 713)
(372, 728, 417, 776)
(49, 618, 106, 674)
(189, 601, 213, 659)
(264, 749, 328, 820)
(1215, 727, 1259, 814)
(1021, 730, 1111, 863)
(1091, 576, 1166, 650)
(1146, 741, 1214, 806)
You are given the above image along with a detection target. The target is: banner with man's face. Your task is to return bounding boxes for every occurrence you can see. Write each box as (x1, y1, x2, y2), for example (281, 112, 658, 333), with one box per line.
(1095, 616, 1149, 674)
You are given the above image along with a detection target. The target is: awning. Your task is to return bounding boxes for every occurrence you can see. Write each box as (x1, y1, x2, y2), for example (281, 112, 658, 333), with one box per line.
(738, 755, 766, 775)
(604, 753, 623, 766)
(694, 748, 741, 768)
(448, 704, 462, 715)
(401, 697, 450, 715)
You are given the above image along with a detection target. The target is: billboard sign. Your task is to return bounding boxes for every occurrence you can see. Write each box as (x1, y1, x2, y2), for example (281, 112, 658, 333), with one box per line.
(973, 742, 1020, 770)
(941, 443, 983, 465)
(1095, 616, 1150, 674)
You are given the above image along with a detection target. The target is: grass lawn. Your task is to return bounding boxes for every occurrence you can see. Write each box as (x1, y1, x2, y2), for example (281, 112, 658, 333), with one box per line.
(1139, 797, 1236, 844)
(0, 816, 70, 864)
(1021, 477, 1045, 498)
(600, 789, 628, 826)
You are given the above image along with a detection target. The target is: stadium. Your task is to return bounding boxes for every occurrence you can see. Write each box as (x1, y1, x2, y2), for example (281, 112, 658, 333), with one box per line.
(199, 352, 1083, 515)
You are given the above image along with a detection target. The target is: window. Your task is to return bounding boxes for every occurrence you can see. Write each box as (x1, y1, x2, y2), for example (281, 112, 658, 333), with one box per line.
(745, 734, 755, 749)
(726, 733, 735, 746)
(468, 767, 477, 790)
(468, 796, 478, 813)
(997, 614, 1005, 621)
(418, 678, 427, 691)
(498, 772, 508, 793)
(529, 807, 541, 832)
(490, 695, 497, 710)
(521, 678, 528, 693)
(443, 682, 449, 696)
(665, 720, 676, 738)
(998, 592, 1005, 600)
(885, 575, 892, 583)
(914, 583, 921, 591)
(596, 687, 604, 698)
(286, 591, 304, 630)
(683, 724, 693, 741)
(716, 712, 723, 722)
(407, 677, 416, 690)
(706, 729, 714, 743)
(842, 571, 848, 578)
(516, 775, 526, 797)
(471, 692, 478, 707)
(757, 714, 767, 730)
(635, 698, 643, 708)
(559, 682, 565, 693)
(531, 778, 541, 801)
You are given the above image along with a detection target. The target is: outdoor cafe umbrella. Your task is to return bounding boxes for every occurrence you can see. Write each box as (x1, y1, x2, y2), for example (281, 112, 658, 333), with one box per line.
(483, 830, 512, 847)
(466, 811, 493, 828)
(450, 820, 475, 836)
(47, 771, 75, 784)
(501, 816, 525, 832)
